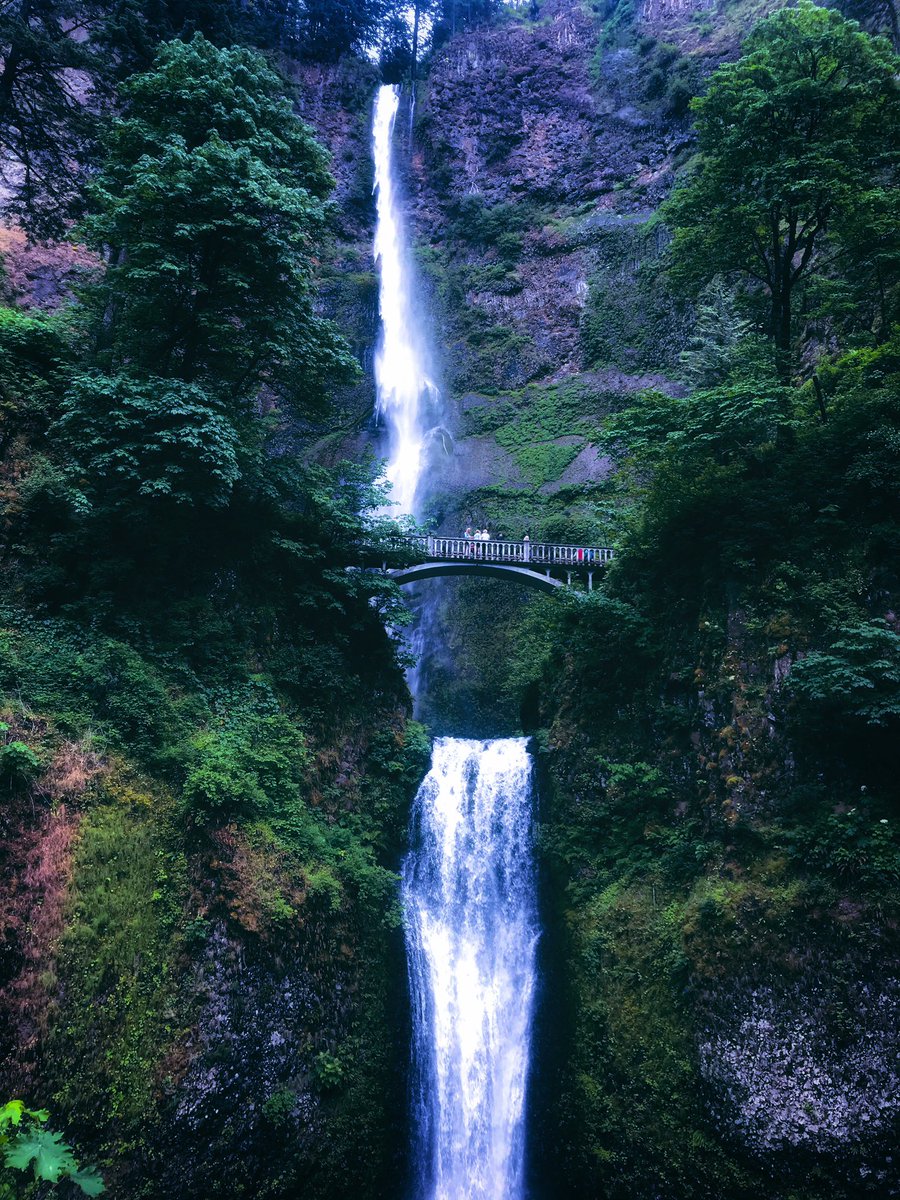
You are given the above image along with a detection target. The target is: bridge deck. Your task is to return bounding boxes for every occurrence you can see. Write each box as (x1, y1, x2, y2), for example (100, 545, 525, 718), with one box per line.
(394, 535, 614, 569)
(383, 536, 614, 592)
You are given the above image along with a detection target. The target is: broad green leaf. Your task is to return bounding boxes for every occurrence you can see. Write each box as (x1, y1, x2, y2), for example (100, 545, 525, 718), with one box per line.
(72, 1165, 107, 1196)
(5, 1126, 78, 1182)
(0, 1101, 24, 1129)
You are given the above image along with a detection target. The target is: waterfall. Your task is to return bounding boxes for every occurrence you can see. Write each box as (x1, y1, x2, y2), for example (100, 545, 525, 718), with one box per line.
(403, 738, 538, 1200)
(370, 88, 538, 1200)
(371, 81, 447, 704)
(372, 83, 438, 519)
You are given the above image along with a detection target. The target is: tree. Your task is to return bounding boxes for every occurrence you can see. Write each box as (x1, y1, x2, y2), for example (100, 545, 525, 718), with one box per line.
(89, 0, 245, 77)
(248, 0, 398, 60)
(0, 0, 100, 237)
(665, 2, 900, 379)
(380, 10, 415, 82)
(23, 33, 413, 670)
(30, 34, 358, 600)
(678, 277, 760, 388)
(432, 0, 502, 42)
(80, 34, 353, 405)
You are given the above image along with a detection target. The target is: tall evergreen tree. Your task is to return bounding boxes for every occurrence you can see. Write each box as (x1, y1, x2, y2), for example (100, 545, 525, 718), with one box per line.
(679, 277, 760, 388)
(90, 0, 245, 77)
(250, 0, 400, 60)
(80, 34, 350, 402)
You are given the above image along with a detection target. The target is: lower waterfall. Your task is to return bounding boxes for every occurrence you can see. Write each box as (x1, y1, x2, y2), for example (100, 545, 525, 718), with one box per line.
(402, 737, 538, 1200)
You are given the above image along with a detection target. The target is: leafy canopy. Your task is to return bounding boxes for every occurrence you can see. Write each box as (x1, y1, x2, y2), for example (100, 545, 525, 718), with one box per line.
(665, 2, 900, 371)
(789, 621, 900, 728)
(82, 34, 352, 405)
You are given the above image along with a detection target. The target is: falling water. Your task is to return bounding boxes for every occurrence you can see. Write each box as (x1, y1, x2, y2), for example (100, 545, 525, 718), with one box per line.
(372, 83, 438, 518)
(371, 86, 539, 1200)
(403, 738, 539, 1200)
(372, 81, 446, 702)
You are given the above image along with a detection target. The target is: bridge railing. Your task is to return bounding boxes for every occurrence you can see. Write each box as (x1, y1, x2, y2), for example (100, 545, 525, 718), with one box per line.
(393, 535, 614, 568)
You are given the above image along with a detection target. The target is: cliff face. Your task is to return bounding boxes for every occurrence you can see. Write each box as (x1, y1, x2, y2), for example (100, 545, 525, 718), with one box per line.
(396, 4, 900, 1198)
(401, 0, 702, 533)
(0, 705, 425, 1200)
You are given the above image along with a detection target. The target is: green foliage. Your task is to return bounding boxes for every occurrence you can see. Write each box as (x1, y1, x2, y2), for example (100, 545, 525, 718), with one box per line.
(91, 0, 246, 76)
(0, 740, 41, 787)
(449, 196, 534, 260)
(678, 277, 763, 387)
(581, 222, 686, 371)
(184, 686, 309, 821)
(261, 1086, 298, 1126)
(592, 326, 900, 642)
(81, 35, 353, 409)
(789, 621, 900, 727)
(313, 1050, 346, 1089)
(56, 374, 242, 512)
(356, 721, 432, 856)
(630, 35, 701, 118)
(431, 0, 504, 48)
(0, 617, 201, 774)
(48, 801, 187, 1138)
(595, 0, 636, 53)
(604, 377, 792, 469)
(0, 307, 74, 445)
(544, 755, 680, 900)
(2, 40, 408, 727)
(467, 380, 605, 486)
(787, 806, 900, 886)
(1, 1101, 104, 1195)
(73, 639, 193, 770)
(664, 2, 900, 372)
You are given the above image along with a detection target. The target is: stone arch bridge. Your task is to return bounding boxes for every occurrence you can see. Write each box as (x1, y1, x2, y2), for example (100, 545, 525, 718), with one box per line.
(382, 536, 614, 595)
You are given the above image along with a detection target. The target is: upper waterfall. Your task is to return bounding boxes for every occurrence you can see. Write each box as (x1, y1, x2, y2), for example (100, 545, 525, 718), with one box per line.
(372, 83, 438, 519)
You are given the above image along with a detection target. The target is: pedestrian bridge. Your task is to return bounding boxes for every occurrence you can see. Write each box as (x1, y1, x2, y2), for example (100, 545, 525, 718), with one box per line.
(383, 536, 614, 594)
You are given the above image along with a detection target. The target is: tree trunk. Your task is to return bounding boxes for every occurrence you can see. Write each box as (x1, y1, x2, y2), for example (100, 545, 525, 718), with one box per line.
(772, 276, 793, 383)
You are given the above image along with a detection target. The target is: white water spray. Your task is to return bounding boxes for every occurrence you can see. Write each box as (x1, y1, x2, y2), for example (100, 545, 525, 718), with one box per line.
(403, 738, 538, 1200)
(370, 92, 539, 1198)
(372, 83, 438, 518)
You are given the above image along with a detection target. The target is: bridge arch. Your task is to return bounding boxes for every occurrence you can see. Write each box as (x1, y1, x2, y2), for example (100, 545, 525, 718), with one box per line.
(389, 561, 563, 594)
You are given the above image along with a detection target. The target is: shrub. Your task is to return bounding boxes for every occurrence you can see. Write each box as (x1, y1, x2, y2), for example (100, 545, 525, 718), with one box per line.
(0, 740, 41, 787)
(788, 621, 900, 727)
(183, 691, 309, 822)
(313, 1051, 345, 1090)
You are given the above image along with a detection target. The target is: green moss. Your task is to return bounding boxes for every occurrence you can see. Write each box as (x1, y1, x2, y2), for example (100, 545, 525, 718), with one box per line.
(580, 223, 687, 372)
(464, 379, 610, 486)
(47, 795, 187, 1149)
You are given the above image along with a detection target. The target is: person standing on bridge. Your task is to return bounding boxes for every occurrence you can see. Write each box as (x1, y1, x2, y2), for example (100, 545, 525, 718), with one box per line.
(464, 526, 473, 558)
